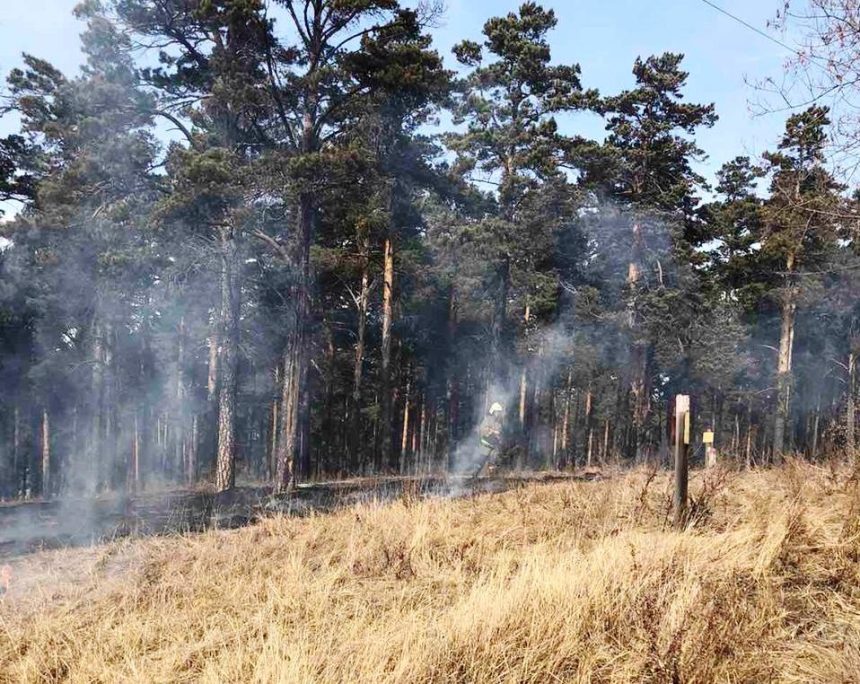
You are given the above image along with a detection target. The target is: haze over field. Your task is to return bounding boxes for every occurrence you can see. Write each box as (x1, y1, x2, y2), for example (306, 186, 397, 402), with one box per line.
(3, 2, 860, 680)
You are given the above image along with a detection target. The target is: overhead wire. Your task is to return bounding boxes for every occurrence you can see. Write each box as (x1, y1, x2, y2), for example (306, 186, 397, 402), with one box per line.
(698, 0, 802, 57)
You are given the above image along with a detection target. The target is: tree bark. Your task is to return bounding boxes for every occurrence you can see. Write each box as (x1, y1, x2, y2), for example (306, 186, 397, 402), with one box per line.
(812, 393, 822, 459)
(418, 396, 427, 474)
(275, 343, 299, 492)
(380, 235, 395, 470)
(773, 294, 797, 459)
(746, 399, 754, 469)
(445, 285, 459, 471)
(215, 229, 240, 492)
(351, 237, 371, 465)
(175, 315, 188, 482)
(491, 254, 511, 382)
(188, 414, 198, 485)
(270, 364, 279, 481)
(585, 387, 594, 468)
(131, 412, 140, 493)
(90, 317, 106, 494)
(400, 371, 412, 473)
(627, 221, 650, 459)
(519, 304, 531, 430)
(273, 183, 314, 493)
(561, 372, 572, 467)
(847, 352, 856, 452)
(40, 408, 50, 498)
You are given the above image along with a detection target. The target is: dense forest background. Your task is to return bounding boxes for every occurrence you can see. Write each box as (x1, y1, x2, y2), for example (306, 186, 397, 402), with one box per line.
(1, 0, 859, 500)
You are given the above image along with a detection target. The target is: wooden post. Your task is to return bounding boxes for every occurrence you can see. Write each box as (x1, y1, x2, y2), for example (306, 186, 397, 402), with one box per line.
(703, 429, 716, 468)
(674, 394, 690, 528)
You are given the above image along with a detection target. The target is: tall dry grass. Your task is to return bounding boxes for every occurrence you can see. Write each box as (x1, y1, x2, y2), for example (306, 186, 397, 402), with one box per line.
(2, 462, 860, 683)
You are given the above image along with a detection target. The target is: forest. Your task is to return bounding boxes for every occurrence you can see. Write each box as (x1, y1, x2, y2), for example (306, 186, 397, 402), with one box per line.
(1, 0, 858, 501)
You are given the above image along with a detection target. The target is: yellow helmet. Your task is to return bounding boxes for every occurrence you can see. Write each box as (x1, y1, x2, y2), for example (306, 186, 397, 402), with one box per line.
(489, 402, 503, 415)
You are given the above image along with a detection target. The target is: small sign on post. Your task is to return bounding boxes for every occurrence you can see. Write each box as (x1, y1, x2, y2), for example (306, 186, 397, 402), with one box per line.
(703, 430, 717, 468)
(674, 395, 690, 528)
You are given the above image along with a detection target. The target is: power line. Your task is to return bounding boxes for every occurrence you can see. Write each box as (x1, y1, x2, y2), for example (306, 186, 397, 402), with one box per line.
(698, 0, 801, 57)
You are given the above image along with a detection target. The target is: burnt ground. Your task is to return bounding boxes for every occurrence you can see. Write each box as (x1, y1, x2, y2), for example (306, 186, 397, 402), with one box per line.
(0, 472, 601, 562)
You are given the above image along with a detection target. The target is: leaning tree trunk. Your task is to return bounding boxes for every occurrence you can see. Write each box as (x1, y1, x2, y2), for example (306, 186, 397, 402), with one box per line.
(773, 293, 797, 459)
(215, 229, 240, 492)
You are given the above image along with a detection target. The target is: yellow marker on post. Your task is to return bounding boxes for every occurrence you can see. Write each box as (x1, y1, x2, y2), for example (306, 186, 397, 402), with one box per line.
(703, 430, 714, 445)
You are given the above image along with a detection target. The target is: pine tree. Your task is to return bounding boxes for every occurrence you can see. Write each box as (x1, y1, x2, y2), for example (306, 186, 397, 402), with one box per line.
(760, 107, 843, 456)
(446, 2, 593, 458)
(587, 52, 716, 458)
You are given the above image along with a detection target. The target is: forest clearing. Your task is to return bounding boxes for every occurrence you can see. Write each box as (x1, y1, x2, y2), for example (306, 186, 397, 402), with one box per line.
(2, 460, 860, 683)
(6, 0, 860, 680)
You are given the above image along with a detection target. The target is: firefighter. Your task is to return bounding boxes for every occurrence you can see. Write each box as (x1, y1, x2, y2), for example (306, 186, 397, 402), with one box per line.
(476, 401, 504, 476)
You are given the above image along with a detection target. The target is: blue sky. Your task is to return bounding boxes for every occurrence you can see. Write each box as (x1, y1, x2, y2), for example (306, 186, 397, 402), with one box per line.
(0, 0, 796, 189)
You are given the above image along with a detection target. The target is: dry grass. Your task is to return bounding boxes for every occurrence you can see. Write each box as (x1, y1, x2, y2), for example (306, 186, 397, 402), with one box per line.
(2, 461, 860, 683)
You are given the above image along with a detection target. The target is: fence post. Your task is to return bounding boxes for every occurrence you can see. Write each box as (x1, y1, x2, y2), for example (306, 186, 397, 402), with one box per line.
(674, 394, 690, 528)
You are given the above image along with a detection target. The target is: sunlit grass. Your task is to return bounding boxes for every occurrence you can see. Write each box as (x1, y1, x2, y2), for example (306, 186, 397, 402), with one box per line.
(2, 460, 860, 682)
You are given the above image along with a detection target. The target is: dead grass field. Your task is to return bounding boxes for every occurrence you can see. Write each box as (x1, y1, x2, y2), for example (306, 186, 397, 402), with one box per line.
(2, 461, 860, 683)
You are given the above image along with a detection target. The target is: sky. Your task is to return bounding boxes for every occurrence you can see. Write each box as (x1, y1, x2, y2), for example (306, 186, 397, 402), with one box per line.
(0, 0, 799, 194)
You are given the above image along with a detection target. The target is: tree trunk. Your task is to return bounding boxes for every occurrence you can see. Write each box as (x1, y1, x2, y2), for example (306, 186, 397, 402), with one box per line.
(215, 230, 240, 492)
(773, 295, 797, 459)
(188, 414, 198, 485)
(491, 254, 511, 382)
(561, 372, 572, 468)
(322, 323, 336, 474)
(519, 304, 531, 431)
(746, 399, 754, 469)
(445, 285, 459, 471)
(585, 388, 594, 468)
(275, 343, 299, 492)
(270, 364, 280, 481)
(847, 352, 856, 452)
(203, 318, 220, 476)
(91, 317, 106, 494)
(175, 315, 188, 483)
(627, 221, 650, 459)
(418, 397, 427, 474)
(400, 371, 412, 473)
(351, 242, 370, 465)
(272, 185, 314, 492)
(131, 412, 140, 493)
(380, 235, 395, 470)
(40, 408, 50, 498)
(812, 393, 822, 459)
(603, 419, 610, 464)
